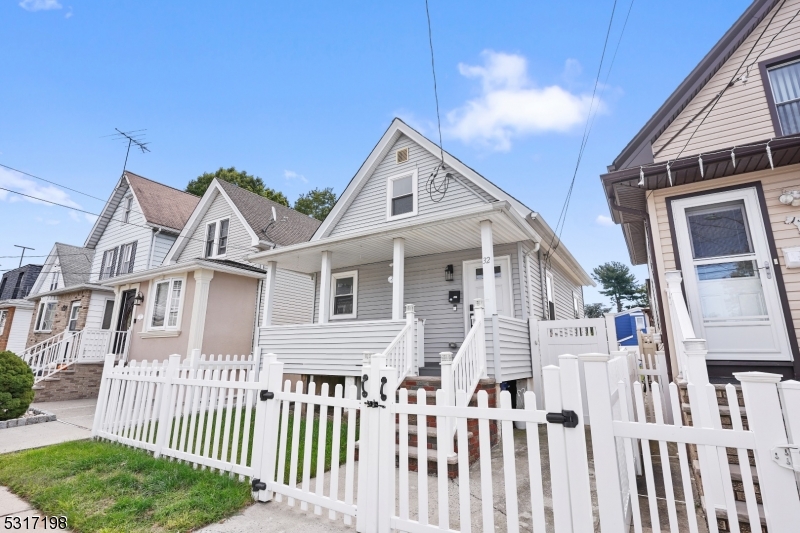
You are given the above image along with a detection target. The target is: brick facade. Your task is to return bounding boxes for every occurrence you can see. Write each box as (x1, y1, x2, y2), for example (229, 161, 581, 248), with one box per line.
(26, 289, 93, 348)
(32, 362, 104, 402)
(0, 306, 16, 352)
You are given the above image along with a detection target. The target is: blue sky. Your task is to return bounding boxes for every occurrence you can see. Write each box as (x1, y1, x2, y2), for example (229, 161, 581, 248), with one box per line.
(0, 0, 750, 307)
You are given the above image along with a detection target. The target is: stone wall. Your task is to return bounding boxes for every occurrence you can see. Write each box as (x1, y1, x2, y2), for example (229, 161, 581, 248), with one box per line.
(32, 362, 104, 402)
(26, 289, 92, 348)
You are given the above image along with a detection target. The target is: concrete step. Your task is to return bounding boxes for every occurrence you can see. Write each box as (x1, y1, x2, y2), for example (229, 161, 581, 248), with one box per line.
(418, 366, 441, 377)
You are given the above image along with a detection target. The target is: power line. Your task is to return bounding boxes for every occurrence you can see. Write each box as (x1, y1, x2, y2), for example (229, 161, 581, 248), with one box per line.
(0, 163, 109, 203)
(423, 0, 451, 204)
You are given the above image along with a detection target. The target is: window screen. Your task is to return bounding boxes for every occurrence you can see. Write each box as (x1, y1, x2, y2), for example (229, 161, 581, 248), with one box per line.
(333, 276, 354, 315)
(391, 176, 414, 216)
(768, 60, 800, 135)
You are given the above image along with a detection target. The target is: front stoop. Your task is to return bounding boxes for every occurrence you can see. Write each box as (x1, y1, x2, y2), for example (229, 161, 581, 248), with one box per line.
(32, 362, 104, 402)
(677, 381, 765, 532)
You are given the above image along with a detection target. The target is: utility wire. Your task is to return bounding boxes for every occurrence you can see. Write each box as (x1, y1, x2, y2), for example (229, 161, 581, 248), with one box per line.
(423, 0, 451, 203)
(544, 0, 621, 270)
(0, 163, 109, 203)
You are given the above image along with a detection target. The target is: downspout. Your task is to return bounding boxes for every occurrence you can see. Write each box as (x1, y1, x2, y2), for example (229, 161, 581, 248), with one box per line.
(538, 248, 547, 320)
(148, 228, 162, 269)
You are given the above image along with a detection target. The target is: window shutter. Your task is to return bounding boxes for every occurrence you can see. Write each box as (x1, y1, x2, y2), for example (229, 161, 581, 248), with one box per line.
(99, 252, 107, 280)
(128, 241, 137, 273)
(111, 247, 119, 278)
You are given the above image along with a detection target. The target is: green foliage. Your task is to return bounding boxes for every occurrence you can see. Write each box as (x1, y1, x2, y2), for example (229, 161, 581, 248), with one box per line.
(294, 187, 337, 221)
(584, 303, 611, 318)
(591, 261, 641, 313)
(186, 167, 289, 206)
(0, 440, 251, 532)
(0, 351, 34, 421)
(627, 284, 650, 309)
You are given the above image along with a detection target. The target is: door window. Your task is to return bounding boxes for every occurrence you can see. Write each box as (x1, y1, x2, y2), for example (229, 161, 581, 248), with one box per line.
(101, 299, 115, 330)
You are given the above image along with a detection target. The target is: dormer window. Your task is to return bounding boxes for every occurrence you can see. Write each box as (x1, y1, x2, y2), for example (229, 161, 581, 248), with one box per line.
(762, 55, 800, 135)
(204, 218, 230, 258)
(386, 170, 418, 221)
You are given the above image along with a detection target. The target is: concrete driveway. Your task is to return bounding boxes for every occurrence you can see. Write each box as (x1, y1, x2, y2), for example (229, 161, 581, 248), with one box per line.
(0, 399, 96, 455)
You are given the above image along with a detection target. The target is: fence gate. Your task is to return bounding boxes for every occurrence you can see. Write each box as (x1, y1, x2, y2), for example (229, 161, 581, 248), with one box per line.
(253, 352, 597, 533)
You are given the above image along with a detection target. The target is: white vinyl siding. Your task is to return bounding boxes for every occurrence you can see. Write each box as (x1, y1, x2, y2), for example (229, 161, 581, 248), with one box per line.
(6, 308, 32, 354)
(485, 316, 532, 381)
(151, 233, 177, 267)
(550, 262, 584, 321)
(178, 192, 254, 263)
(652, 0, 800, 161)
(256, 269, 316, 327)
(90, 185, 153, 283)
(85, 291, 113, 330)
(329, 135, 495, 237)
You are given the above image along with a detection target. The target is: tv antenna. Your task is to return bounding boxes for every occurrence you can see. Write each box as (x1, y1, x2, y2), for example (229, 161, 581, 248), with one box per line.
(14, 245, 34, 268)
(106, 128, 150, 175)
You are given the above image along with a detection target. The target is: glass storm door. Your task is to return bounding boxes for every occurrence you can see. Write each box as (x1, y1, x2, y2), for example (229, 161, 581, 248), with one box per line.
(672, 188, 792, 361)
(463, 256, 513, 330)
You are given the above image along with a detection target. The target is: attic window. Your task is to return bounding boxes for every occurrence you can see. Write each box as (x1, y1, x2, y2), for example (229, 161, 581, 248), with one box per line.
(123, 196, 133, 224)
(386, 170, 418, 221)
(396, 147, 409, 164)
(205, 218, 230, 258)
(764, 57, 800, 135)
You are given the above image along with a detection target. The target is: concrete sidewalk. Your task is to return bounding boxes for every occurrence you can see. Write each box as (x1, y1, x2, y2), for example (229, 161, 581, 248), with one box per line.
(0, 399, 95, 454)
(0, 487, 73, 531)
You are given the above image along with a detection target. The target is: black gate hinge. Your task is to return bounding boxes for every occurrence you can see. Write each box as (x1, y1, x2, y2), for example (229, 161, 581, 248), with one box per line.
(251, 478, 266, 491)
(259, 390, 274, 401)
(364, 400, 385, 408)
(545, 410, 579, 428)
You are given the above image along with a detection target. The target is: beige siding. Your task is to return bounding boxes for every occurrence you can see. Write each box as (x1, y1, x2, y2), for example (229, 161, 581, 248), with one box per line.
(652, 0, 800, 162)
(328, 134, 495, 237)
(649, 164, 800, 361)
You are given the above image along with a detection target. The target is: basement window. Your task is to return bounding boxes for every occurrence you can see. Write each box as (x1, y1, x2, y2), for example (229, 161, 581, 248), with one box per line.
(386, 170, 418, 221)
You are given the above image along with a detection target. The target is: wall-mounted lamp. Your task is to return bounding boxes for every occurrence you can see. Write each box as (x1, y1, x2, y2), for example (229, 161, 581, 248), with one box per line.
(779, 190, 800, 206)
(60, 305, 68, 311)
(133, 292, 145, 306)
(445, 264, 454, 282)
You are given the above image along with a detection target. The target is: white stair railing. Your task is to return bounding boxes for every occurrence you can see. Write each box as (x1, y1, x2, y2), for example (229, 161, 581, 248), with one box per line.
(23, 330, 84, 383)
(383, 304, 416, 385)
(450, 299, 487, 406)
(665, 271, 701, 382)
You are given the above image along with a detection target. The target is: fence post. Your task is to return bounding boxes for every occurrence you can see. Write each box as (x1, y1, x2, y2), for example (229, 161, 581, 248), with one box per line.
(188, 348, 200, 371)
(377, 358, 397, 533)
(543, 364, 573, 532)
(357, 352, 379, 533)
(439, 351, 455, 457)
(153, 353, 181, 459)
(253, 352, 283, 502)
(604, 313, 618, 353)
(474, 299, 487, 378)
(778, 380, 800, 446)
(91, 353, 117, 438)
(405, 304, 415, 376)
(580, 353, 626, 531)
(558, 354, 594, 531)
(736, 372, 800, 528)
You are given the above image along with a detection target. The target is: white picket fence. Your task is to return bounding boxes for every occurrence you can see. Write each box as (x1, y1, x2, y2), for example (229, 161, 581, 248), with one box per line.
(92, 346, 800, 532)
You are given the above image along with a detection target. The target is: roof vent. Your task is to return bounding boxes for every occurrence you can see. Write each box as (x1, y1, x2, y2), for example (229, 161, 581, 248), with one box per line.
(396, 147, 409, 164)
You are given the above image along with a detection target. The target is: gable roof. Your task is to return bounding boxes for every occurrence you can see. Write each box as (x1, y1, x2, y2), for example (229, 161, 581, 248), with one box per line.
(164, 178, 321, 263)
(610, 0, 780, 171)
(84, 171, 200, 248)
(313, 118, 530, 240)
(54, 243, 95, 287)
(216, 179, 321, 246)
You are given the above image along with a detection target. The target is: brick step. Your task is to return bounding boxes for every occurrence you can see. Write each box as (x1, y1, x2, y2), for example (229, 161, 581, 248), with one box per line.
(715, 500, 765, 529)
(355, 440, 460, 478)
(395, 423, 474, 451)
(681, 403, 746, 417)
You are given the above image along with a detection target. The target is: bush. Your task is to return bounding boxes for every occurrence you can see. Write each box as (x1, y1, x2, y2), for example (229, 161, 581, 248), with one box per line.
(0, 351, 34, 421)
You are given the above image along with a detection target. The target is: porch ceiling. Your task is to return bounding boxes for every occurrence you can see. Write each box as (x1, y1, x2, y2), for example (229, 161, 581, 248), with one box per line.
(249, 202, 536, 273)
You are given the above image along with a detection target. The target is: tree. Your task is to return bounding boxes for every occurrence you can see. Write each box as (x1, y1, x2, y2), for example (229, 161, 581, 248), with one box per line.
(626, 284, 650, 309)
(591, 261, 640, 313)
(294, 187, 337, 221)
(186, 167, 289, 206)
(584, 303, 611, 318)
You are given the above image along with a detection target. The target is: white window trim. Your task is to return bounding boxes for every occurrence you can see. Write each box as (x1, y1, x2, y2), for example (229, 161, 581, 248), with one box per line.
(385, 169, 418, 222)
(204, 217, 230, 259)
(145, 275, 187, 332)
(119, 243, 134, 274)
(34, 301, 57, 332)
(123, 195, 133, 224)
(68, 301, 81, 332)
(545, 270, 555, 320)
(329, 270, 358, 320)
(0, 310, 7, 336)
(101, 248, 116, 280)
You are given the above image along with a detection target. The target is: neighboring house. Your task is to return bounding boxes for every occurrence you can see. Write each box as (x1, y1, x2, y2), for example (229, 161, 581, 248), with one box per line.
(103, 178, 320, 362)
(0, 264, 43, 354)
(247, 118, 593, 392)
(614, 308, 648, 348)
(601, 0, 800, 381)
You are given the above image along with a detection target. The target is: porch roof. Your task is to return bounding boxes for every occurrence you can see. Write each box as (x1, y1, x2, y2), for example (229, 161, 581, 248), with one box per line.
(247, 201, 539, 274)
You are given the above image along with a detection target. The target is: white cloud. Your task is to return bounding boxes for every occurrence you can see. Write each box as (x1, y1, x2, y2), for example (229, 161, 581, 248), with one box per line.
(445, 51, 599, 151)
(85, 213, 98, 224)
(283, 170, 308, 184)
(35, 217, 61, 225)
(19, 0, 62, 11)
(0, 168, 82, 211)
(596, 214, 614, 227)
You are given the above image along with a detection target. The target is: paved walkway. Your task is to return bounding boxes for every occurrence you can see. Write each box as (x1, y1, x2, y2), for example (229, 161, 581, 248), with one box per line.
(0, 487, 73, 531)
(0, 399, 95, 454)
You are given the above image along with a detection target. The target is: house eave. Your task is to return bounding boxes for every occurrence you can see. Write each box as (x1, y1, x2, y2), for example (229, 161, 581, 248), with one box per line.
(27, 283, 112, 300)
(101, 259, 267, 286)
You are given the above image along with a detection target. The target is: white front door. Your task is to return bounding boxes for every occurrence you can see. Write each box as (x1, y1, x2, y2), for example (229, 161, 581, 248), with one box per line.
(672, 187, 792, 361)
(463, 255, 513, 329)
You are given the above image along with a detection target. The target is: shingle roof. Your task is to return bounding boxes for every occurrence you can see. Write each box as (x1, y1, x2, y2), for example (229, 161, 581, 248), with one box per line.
(54, 243, 95, 287)
(216, 179, 321, 247)
(125, 171, 200, 232)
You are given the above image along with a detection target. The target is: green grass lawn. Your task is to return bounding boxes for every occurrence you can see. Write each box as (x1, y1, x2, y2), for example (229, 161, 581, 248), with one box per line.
(0, 440, 251, 533)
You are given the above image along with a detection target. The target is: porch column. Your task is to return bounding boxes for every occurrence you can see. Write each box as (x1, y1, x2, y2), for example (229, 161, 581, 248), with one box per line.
(392, 238, 405, 321)
(187, 268, 214, 355)
(480, 220, 497, 315)
(261, 261, 277, 327)
(318, 251, 332, 324)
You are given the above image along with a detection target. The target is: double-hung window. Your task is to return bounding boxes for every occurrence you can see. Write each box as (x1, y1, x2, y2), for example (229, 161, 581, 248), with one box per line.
(100, 249, 116, 280)
(68, 301, 81, 332)
(49, 268, 60, 291)
(123, 196, 133, 224)
(205, 218, 230, 258)
(330, 271, 357, 319)
(764, 57, 800, 135)
(119, 243, 134, 274)
(35, 301, 57, 332)
(150, 278, 183, 330)
(386, 170, 418, 220)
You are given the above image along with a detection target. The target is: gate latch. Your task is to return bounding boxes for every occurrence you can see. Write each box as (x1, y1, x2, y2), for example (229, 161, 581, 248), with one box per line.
(546, 410, 579, 428)
(771, 445, 800, 472)
(364, 400, 385, 409)
(251, 478, 267, 491)
(259, 390, 274, 401)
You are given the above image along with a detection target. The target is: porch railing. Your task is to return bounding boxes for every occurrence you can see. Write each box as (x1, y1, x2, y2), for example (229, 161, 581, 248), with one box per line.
(448, 299, 487, 406)
(664, 270, 702, 382)
(383, 304, 417, 384)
